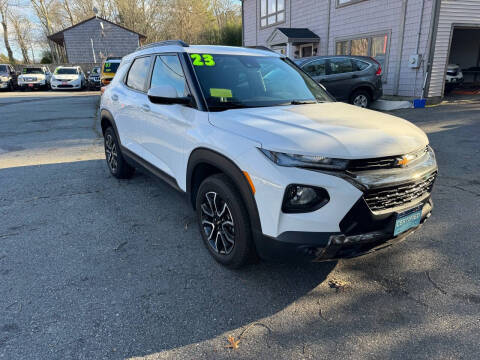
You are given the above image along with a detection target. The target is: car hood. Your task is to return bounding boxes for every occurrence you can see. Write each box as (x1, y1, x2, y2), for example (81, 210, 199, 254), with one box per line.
(20, 74, 45, 79)
(447, 64, 460, 70)
(53, 75, 79, 80)
(208, 102, 429, 159)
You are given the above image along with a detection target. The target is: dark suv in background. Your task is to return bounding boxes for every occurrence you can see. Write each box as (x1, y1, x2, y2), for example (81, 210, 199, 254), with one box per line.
(295, 56, 383, 108)
(0, 64, 18, 91)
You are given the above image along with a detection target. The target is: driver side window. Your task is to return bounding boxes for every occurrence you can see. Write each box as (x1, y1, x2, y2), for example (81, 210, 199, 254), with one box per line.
(303, 59, 326, 77)
(150, 55, 189, 97)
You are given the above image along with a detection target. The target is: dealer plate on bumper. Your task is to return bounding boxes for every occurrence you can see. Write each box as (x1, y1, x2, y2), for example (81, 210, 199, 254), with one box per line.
(394, 205, 422, 236)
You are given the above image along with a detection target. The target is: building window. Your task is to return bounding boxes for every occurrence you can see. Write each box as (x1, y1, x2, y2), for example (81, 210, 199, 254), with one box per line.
(335, 33, 389, 71)
(337, 0, 367, 7)
(260, 0, 285, 28)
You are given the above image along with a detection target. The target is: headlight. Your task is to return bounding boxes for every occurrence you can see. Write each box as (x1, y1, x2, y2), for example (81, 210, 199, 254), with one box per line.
(282, 184, 330, 213)
(259, 148, 349, 170)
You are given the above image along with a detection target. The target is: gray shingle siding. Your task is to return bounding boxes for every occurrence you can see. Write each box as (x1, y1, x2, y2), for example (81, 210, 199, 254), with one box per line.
(63, 18, 141, 63)
(243, 0, 436, 97)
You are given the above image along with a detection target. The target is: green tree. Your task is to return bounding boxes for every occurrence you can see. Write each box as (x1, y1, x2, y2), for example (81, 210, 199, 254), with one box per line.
(40, 50, 53, 64)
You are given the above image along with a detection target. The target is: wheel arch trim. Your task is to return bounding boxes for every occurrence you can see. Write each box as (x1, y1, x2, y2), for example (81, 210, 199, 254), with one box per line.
(100, 109, 121, 144)
(186, 147, 263, 245)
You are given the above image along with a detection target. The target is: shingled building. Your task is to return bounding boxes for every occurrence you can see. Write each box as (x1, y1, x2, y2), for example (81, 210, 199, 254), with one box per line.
(48, 16, 146, 63)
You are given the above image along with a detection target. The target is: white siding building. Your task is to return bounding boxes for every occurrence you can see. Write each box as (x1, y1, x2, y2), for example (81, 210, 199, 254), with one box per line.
(241, 0, 480, 101)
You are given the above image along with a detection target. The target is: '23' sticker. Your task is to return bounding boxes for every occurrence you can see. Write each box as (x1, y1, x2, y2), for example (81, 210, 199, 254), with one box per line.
(190, 54, 215, 66)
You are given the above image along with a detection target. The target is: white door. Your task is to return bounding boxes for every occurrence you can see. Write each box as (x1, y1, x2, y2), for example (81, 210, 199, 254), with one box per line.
(113, 56, 153, 157)
(139, 54, 195, 179)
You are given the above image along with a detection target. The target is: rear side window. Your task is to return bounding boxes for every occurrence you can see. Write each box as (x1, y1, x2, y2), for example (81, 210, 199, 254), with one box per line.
(303, 59, 326, 77)
(353, 60, 369, 71)
(150, 55, 189, 97)
(126, 57, 151, 92)
(329, 58, 354, 74)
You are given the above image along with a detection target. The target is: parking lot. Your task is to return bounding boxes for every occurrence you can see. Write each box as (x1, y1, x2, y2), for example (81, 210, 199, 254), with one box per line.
(0, 91, 479, 359)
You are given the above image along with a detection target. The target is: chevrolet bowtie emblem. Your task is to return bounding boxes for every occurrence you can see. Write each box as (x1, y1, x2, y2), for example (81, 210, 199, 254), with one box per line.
(396, 156, 410, 167)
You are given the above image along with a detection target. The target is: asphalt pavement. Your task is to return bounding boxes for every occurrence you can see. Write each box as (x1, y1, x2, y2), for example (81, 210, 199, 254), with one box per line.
(0, 91, 479, 359)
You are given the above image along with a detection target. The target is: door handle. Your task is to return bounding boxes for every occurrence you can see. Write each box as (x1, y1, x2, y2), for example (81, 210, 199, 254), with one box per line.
(141, 104, 150, 112)
(111, 94, 118, 101)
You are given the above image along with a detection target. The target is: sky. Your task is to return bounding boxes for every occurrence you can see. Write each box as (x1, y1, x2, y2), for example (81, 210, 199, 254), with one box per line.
(1, 0, 243, 62)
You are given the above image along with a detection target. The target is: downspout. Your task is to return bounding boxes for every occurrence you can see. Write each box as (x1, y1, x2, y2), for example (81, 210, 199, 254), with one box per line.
(423, 0, 442, 99)
(413, 0, 425, 97)
(326, 0, 332, 55)
(241, 0, 245, 46)
(393, 0, 408, 95)
(255, 0, 258, 45)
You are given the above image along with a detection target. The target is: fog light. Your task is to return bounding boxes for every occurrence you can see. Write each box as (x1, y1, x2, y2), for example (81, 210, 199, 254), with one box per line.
(282, 185, 330, 213)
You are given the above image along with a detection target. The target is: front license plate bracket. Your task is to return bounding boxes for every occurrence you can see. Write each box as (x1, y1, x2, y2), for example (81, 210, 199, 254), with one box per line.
(394, 205, 423, 236)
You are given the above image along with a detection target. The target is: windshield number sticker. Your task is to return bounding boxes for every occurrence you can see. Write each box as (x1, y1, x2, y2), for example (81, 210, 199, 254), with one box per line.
(191, 54, 215, 66)
(210, 88, 232, 98)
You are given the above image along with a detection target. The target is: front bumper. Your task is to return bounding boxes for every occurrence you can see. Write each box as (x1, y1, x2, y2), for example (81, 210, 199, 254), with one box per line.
(19, 81, 46, 89)
(51, 81, 81, 89)
(258, 197, 433, 262)
(445, 74, 463, 83)
(0, 82, 8, 89)
(250, 146, 437, 262)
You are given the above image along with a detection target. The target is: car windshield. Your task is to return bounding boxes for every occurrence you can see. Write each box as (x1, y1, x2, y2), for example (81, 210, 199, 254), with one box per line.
(92, 67, 100, 74)
(23, 68, 44, 74)
(103, 62, 120, 73)
(190, 54, 332, 110)
(55, 68, 77, 75)
(0, 65, 7, 73)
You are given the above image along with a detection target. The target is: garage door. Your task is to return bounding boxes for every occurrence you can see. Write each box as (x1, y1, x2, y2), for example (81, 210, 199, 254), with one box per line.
(428, 0, 480, 98)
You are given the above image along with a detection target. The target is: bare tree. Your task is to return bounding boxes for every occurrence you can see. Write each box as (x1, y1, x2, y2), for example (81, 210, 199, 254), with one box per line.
(0, 0, 14, 63)
(30, 0, 64, 62)
(9, 10, 32, 63)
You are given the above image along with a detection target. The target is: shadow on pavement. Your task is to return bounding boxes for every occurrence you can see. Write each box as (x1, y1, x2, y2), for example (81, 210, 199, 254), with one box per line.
(0, 159, 336, 359)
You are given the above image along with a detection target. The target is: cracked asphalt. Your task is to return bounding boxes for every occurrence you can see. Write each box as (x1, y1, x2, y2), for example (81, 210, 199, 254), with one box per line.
(0, 91, 479, 359)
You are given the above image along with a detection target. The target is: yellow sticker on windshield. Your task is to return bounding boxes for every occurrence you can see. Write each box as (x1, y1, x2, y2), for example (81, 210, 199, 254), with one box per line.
(210, 88, 232, 98)
(191, 54, 216, 66)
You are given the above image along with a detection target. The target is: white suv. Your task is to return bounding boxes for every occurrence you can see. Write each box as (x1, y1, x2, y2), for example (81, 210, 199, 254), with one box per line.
(100, 41, 438, 268)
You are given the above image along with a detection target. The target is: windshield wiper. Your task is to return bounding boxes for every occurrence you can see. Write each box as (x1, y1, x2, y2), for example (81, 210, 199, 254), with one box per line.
(207, 102, 267, 111)
(289, 100, 317, 105)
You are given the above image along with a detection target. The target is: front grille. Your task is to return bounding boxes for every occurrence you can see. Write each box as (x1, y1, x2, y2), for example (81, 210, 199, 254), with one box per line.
(364, 172, 437, 212)
(348, 147, 428, 172)
(58, 84, 73, 88)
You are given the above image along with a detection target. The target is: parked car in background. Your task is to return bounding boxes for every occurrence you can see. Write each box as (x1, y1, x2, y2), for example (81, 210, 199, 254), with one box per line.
(87, 66, 101, 90)
(0, 64, 18, 91)
(295, 56, 383, 108)
(445, 64, 464, 93)
(50, 66, 86, 90)
(101, 57, 122, 86)
(17, 66, 51, 90)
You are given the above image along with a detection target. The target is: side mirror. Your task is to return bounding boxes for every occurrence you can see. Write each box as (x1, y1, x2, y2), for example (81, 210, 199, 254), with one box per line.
(147, 85, 191, 105)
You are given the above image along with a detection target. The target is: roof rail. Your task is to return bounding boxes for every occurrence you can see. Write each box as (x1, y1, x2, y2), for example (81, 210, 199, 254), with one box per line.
(136, 40, 189, 51)
(245, 45, 277, 53)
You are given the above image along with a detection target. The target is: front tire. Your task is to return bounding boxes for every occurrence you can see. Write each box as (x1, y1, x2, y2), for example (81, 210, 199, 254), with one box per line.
(104, 127, 135, 179)
(196, 174, 254, 268)
(350, 89, 371, 108)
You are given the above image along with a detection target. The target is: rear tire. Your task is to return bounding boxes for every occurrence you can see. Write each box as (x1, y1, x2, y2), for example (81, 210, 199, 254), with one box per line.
(196, 174, 254, 268)
(350, 89, 371, 108)
(104, 127, 135, 179)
